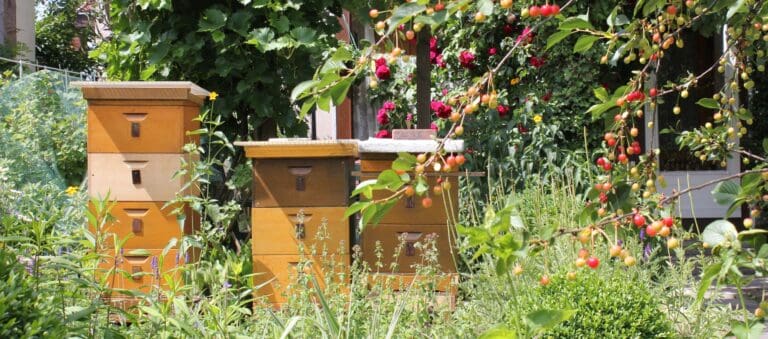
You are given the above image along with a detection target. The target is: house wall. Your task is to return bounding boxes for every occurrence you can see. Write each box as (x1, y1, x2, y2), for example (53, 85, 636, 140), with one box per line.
(1, 0, 35, 60)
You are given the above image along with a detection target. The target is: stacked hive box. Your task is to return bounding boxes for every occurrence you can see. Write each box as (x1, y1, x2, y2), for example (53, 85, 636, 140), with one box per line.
(236, 140, 358, 306)
(77, 82, 208, 305)
(357, 139, 464, 306)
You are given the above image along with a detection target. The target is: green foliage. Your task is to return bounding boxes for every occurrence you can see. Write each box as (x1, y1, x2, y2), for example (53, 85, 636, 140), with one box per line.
(0, 248, 66, 337)
(36, 0, 99, 72)
(95, 0, 367, 139)
(536, 270, 675, 338)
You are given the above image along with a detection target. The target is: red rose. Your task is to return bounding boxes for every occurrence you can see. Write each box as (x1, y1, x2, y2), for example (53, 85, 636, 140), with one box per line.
(516, 26, 534, 45)
(430, 100, 452, 118)
(459, 50, 475, 68)
(529, 56, 546, 68)
(488, 47, 498, 56)
(376, 108, 389, 125)
(375, 64, 391, 79)
(375, 57, 387, 67)
(375, 129, 391, 138)
(542, 91, 552, 102)
(497, 104, 509, 118)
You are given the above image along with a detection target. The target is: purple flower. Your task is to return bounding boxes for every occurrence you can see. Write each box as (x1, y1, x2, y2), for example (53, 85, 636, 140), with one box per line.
(151, 256, 159, 277)
(459, 51, 475, 69)
(639, 228, 646, 241)
(644, 243, 652, 260)
(617, 239, 623, 247)
(223, 281, 232, 289)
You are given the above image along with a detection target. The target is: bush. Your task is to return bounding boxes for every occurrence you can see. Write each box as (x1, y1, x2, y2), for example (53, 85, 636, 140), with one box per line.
(536, 270, 675, 338)
(0, 249, 65, 337)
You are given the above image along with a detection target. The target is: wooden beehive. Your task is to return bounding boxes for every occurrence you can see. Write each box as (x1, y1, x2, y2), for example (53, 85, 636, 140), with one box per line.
(236, 139, 358, 307)
(357, 138, 464, 299)
(76, 81, 209, 303)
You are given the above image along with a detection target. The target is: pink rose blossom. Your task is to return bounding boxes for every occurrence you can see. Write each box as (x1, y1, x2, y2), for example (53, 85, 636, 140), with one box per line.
(488, 47, 497, 56)
(375, 64, 391, 79)
(376, 108, 389, 125)
(406, 113, 413, 121)
(430, 122, 438, 131)
(516, 26, 534, 45)
(436, 54, 446, 68)
(430, 100, 452, 119)
(375, 57, 387, 67)
(382, 101, 396, 111)
(375, 129, 391, 138)
(497, 104, 509, 118)
(459, 50, 475, 69)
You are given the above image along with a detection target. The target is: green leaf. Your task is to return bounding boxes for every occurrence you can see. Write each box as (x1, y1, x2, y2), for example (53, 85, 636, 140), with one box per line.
(593, 86, 609, 102)
(702, 220, 738, 248)
(359, 203, 378, 231)
(397, 152, 417, 165)
(712, 180, 740, 207)
(369, 200, 398, 226)
(387, 3, 426, 34)
(477, 0, 494, 15)
(291, 80, 319, 102)
(739, 229, 768, 239)
(730, 320, 764, 339)
(525, 309, 576, 330)
(377, 169, 405, 190)
(696, 98, 720, 109)
(546, 30, 572, 50)
(246, 28, 275, 51)
(573, 35, 600, 53)
(697, 262, 722, 303)
(762, 139, 768, 154)
(351, 179, 379, 199)
(642, 0, 664, 17)
(291, 27, 317, 44)
(329, 78, 353, 106)
(299, 98, 316, 119)
(392, 158, 413, 171)
(478, 326, 517, 339)
(559, 17, 594, 30)
(228, 10, 253, 37)
(198, 8, 227, 32)
(726, 0, 747, 19)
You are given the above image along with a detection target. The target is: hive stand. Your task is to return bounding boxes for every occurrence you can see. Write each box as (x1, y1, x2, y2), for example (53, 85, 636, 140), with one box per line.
(357, 138, 464, 306)
(75, 82, 208, 306)
(236, 139, 358, 307)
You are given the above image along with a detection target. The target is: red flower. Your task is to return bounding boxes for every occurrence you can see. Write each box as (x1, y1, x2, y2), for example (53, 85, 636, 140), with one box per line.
(517, 123, 529, 134)
(542, 91, 552, 102)
(516, 26, 534, 45)
(459, 50, 475, 69)
(503, 24, 514, 35)
(376, 108, 389, 125)
(529, 56, 546, 68)
(430, 122, 438, 131)
(488, 47, 498, 56)
(430, 36, 438, 50)
(375, 57, 387, 67)
(382, 101, 396, 111)
(497, 104, 509, 118)
(375, 64, 391, 79)
(375, 129, 391, 138)
(430, 101, 452, 119)
(435, 54, 446, 68)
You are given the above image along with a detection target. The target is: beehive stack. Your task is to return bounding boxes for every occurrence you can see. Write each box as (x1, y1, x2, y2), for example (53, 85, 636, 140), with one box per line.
(357, 138, 463, 306)
(77, 82, 208, 306)
(236, 139, 358, 307)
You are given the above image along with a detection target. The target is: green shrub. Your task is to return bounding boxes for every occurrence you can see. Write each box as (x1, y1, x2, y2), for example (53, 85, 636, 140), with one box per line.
(536, 270, 675, 338)
(0, 249, 65, 337)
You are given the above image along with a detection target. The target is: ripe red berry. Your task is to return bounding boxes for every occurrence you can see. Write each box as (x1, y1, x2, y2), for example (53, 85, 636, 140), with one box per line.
(539, 275, 550, 286)
(663, 216, 675, 227)
(645, 224, 658, 237)
(540, 4, 553, 16)
(649, 88, 658, 97)
(446, 155, 457, 167)
(421, 197, 433, 208)
(602, 161, 612, 171)
(633, 214, 646, 227)
(587, 256, 600, 269)
(599, 192, 608, 204)
(529, 5, 542, 17)
(607, 138, 617, 147)
(596, 157, 606, 167)
(435, 2, 445, 11)
(666, 5, 678, 15)
(618, 153, 628, 164)
(551, 4, 560, 14)
(455, 154, 466, 166)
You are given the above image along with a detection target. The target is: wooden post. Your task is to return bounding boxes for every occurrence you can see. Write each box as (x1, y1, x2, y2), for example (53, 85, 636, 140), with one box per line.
(416, 28, 431, 129)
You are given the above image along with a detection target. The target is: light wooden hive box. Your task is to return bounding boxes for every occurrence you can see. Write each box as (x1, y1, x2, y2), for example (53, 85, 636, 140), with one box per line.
(236, 139, 358, 306)
(75, 81, 209, 303)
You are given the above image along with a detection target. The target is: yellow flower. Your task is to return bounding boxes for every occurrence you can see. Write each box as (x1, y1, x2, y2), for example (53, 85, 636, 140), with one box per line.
(65, 186, 78, 196)
(533, 114, 543, 124)
(510, 77, 521, 85)
(209, 91, 219, 101)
